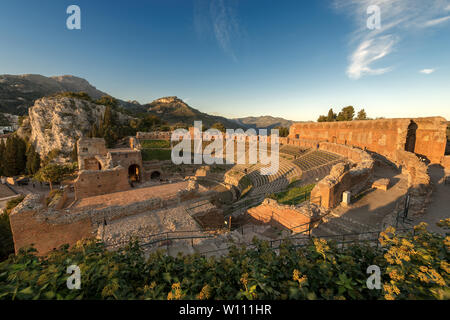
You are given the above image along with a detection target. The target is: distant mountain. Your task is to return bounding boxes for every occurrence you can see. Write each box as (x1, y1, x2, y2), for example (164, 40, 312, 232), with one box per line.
(0, 74, 144, 115)
(144, 96, 242, 129)
(232, 115, 294, 129)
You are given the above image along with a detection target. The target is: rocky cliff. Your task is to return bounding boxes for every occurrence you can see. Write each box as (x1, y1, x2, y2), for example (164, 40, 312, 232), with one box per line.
(0, 74, 146, 115)
(19, 96, 132, 158)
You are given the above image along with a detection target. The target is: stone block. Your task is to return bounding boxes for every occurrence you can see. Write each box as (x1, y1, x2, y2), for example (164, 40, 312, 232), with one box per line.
(372, 178, 390, 191)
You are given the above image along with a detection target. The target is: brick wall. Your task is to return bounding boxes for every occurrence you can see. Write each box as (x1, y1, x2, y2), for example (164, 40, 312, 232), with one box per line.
(74, 167, 131, 199)
(289, 117, 447, 164)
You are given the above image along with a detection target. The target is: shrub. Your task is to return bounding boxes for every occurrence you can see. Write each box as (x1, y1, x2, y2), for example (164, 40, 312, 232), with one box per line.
(0, 222, 448, 300)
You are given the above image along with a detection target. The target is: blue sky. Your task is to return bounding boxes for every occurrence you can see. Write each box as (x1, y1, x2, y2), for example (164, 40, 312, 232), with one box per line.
(0, 0, 449, 121)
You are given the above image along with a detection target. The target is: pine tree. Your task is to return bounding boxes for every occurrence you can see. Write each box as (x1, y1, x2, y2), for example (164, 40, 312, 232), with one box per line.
(356, 109, 368, 120)
(0, 140, 5, 176)
(326, 108, 336, 122)
(71, 143, 78, 162)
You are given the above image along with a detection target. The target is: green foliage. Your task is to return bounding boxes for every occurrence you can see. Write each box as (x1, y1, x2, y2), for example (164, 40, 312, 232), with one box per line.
(140, 140, 171, 149)
(356, 109, 368, 120)
(71, 143, 78, 163)
(0, 222, 448, 300)
(274, 126, 289, 137)
(268, 184, 315, 205)
(34, 163, 76, 190)
(210, 122, 226, 133)
(51, 92, 93, 102)
(327, 108, 337, 122)
(2, 135, 27, 177)
(25, 144, 41, 175)
(141, 149, 172, 161)
(0, 140, 5, 176)
(317, 106, 361, 123)
(238, 176, 253, 198)
(336, 106, 355, 121)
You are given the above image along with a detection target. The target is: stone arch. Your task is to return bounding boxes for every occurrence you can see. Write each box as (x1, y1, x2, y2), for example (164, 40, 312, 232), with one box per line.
(84, 157, 102, 171)
(128, 164, 141, 182)
(150, 170, 161, 180)
(405, 120, 418, 153)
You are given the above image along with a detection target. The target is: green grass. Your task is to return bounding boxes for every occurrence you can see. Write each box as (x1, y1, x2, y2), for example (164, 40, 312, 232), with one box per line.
(141, 149, 172, 161)
(141, 140, 171, 149)
(270, 184, 315, 205)
(239, 176, 253, 198)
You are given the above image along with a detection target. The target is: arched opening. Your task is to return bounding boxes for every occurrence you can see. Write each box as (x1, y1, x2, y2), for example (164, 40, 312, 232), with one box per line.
(84, 158, 102, 171)
(128, 164, 141, 182)
(150, 171, 161, 180)
(405, 121, 418, 153)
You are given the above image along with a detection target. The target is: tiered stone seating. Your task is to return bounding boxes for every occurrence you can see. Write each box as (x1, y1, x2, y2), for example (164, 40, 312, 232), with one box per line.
(279, 145, 309, 157)
(233, 158, 302, 197)
(293, 150, 342, 171)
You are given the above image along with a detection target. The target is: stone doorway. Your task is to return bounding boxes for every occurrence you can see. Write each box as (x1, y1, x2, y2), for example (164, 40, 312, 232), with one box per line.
(128, 164, 141, 182)
(405, 121, 418, 153)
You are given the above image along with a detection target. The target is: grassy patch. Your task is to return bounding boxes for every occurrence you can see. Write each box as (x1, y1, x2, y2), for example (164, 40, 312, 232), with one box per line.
(141, 140, 171, 149)
(141, 149, 172, 161)
(269, 184, 315, 205)
(239, 176, 253, 198)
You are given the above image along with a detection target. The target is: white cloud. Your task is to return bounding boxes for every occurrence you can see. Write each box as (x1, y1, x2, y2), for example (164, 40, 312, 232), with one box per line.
(420, 68, 436, 74)
(334, 0, 450, 79)
(347, 36, 396, 79)
(194, 0, 241, 61)
(423, 15, 450, 27)
(446, 4, 450, 11)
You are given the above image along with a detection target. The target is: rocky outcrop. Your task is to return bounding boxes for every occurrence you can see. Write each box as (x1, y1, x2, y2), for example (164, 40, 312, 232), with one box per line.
(22, 96, 132, 158)
(0, 74, 107, 115)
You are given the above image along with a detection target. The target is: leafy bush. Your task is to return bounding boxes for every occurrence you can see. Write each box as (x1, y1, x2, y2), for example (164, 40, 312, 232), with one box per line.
(0, 221, 448, 300)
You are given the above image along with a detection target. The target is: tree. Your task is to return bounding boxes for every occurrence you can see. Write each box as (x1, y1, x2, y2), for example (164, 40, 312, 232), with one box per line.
(95, 96, 119, 109)
(71, 143, 78, 163)
(210, 122, 226, 133)
(274, 126, 289, 137)
(3, 136, 26, 177)
(26, 144, 41, 175)
(326, 108, 337, 122)
(337, 106, 355, 121)
(356, 109, 368, 120)
(0, 140, 5, 176)
(317, 115, 327, 122)
(35, 163, 74, 190)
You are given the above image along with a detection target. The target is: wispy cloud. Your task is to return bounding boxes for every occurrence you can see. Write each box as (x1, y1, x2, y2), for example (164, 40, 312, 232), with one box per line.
(334, 0, 450, 79)
(420, 68, 436, 74)
(423, 15, 450, 27)
(194, 0, 241, 61)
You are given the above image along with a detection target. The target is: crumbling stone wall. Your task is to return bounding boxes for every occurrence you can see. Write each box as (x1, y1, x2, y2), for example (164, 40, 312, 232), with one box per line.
(310, 144, 374, 209)
(247, 199, 312, 232)
(9, 194, 94, 255)
(77, 137, 109, 170)
(136, 131, 171, 140)
(74, 167, 131, 199)
(289, 117, 447, 164)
